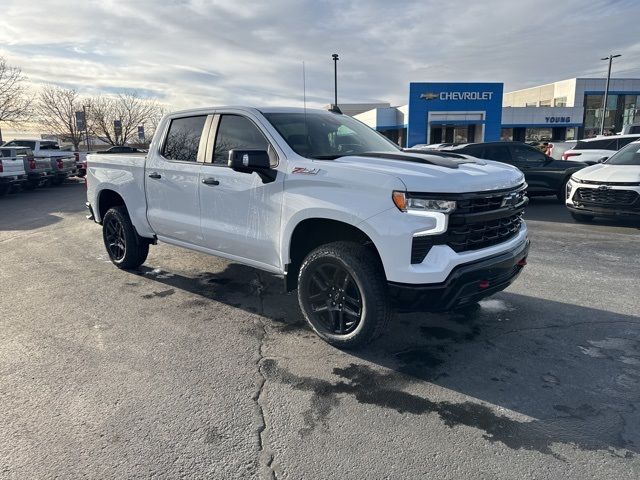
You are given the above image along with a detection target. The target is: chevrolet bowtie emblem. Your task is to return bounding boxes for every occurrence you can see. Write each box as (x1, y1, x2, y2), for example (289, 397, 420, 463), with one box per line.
(420, 92, 439, 100)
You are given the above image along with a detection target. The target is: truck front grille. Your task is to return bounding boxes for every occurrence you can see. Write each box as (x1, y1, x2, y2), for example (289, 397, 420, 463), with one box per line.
(410, 186, 527, 264)
(446, 211, 524, 253)
(574, 187, 639, 206)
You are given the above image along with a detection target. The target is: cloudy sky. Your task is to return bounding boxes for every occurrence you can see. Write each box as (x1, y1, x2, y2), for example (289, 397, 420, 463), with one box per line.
(1, 0, 639, 111)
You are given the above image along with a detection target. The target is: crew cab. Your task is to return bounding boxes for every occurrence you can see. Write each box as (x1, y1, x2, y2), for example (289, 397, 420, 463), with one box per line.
(442, 141, 588, 201)
(566, 140, 640, 222)
(87, 107, 530, 347)
(4, 139, 76, 184)
(0, 147, 27, 196)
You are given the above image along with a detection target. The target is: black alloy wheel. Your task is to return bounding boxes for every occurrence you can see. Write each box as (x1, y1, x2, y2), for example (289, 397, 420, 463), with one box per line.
(304, 261, 363, 335)
(104, 215, 126, 262)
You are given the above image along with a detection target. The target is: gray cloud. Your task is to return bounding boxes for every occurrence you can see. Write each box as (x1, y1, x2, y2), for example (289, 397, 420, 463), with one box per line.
(0, 0, 639, 110)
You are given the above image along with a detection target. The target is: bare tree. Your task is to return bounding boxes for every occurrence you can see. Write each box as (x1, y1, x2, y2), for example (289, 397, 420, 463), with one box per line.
(0, 57, 32, 142)
(89, 92, 163, 146)
(36, 85, 88, 150)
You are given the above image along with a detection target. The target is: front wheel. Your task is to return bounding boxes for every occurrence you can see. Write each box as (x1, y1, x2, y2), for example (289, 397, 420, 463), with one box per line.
(102, 206, 149, 269)
(297, 241, 392, 348)
(571, 212, 594, 223)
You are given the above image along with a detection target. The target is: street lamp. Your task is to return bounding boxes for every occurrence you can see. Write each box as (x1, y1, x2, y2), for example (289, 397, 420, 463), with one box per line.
(600, 54, 621, 135)
(331, 53, 340, 112)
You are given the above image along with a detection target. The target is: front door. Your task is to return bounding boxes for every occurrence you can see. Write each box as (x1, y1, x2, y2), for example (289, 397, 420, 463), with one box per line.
(145, 114, 209, 244)
(198, 113, 284, 270)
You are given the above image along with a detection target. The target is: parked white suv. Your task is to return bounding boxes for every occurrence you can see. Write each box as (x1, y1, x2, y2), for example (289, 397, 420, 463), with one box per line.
(566, 140, 640, 222)
(562, 134, 640, 163)
(87, 107, 530, 347)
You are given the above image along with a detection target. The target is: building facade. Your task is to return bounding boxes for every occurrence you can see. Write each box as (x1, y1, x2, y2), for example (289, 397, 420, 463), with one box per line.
(350, 78, 640, 147)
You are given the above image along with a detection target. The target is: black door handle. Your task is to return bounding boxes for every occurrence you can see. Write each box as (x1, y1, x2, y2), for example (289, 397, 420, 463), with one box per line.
(148, 172, 161, 179)
(202, 177, 220, 186)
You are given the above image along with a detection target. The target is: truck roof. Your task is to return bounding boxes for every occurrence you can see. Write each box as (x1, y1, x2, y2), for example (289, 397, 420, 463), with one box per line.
(168, 106, 336, 116)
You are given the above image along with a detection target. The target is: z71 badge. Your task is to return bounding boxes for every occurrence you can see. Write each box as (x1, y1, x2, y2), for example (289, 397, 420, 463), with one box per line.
(291, 167, 320, 175)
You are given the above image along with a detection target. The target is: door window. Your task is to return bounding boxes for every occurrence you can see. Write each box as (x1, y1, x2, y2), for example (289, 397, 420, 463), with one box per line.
(213, 115, 269, 165)
(162, 115, 207, 161)
(481, 145, 512, 162)
(511, 144, 546, 163)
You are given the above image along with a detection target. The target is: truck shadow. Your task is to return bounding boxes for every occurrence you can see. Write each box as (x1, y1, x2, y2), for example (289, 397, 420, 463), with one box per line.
(131, 263, 640, 459)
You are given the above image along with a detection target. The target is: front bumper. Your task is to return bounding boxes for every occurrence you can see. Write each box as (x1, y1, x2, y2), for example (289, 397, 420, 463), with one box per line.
(566, 182, 640, 218)
(388, 239, 529, 312)
(567, 204, 640, 218)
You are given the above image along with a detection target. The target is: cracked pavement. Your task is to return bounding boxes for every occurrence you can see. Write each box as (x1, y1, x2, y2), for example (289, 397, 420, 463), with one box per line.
(1, 180, 639, 479)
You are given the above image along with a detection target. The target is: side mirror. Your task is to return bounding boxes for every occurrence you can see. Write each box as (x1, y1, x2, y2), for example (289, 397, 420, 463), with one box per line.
(228, 149, 276, 183)
(597, 156, 609, 163)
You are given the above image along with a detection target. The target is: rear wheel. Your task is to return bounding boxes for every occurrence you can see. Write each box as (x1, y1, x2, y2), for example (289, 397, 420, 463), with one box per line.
(102, 206, 149, 269)
(297, 241, 391, 348)
(571, 212, 594, 222)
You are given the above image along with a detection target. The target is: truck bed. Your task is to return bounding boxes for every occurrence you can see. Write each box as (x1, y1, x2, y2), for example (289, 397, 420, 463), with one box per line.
(87, 153, 149, 229)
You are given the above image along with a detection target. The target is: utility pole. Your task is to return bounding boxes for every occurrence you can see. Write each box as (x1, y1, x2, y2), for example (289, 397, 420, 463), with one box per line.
(600, 54, 621, 135)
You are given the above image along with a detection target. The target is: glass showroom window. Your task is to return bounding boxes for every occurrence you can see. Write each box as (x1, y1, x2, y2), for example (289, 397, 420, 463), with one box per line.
(501, 128, 513, 141)
(554, 97, 567, 107)
(525, 128, 552, 142)
(566, 127, 576, 140)
(582, 94, 619, 137)
(623, 95, 640, 125)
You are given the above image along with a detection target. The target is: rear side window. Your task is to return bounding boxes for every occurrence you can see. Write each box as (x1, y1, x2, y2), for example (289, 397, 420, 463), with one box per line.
(574, 138, 617, 150)
(213, 115, 270, 165)
(482, 145, 512, 162)
(162, 115, 207, 161)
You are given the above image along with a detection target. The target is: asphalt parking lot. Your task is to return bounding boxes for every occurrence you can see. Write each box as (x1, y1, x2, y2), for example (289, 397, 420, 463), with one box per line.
(1, 180, 639, 479)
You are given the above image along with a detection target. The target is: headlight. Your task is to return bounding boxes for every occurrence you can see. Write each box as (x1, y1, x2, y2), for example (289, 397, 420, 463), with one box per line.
(392, 191, 456, 214)
(566, 179, 574, 199)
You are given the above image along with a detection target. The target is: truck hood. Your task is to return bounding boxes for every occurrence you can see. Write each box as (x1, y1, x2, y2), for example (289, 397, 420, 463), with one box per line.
(572, 164, 640, 183)
(331, 152, 525, 193)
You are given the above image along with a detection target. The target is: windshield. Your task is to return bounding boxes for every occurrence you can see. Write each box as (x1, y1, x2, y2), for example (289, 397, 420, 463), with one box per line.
(605, 142, 640, 165)
(262, 112, 400, 159)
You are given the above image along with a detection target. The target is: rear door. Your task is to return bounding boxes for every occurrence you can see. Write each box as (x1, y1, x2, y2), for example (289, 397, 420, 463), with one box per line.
(198, 112, 285, 270)
(145, 114, 211, 245)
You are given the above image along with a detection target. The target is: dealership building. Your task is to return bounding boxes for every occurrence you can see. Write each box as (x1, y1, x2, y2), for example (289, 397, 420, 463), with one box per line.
(346, 78, 640, 146)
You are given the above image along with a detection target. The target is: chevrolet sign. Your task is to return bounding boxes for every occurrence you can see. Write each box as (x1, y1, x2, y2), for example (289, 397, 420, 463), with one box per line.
(420, 91, 494, 101)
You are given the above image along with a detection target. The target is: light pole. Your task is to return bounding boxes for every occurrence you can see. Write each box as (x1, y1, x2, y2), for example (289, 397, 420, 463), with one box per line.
(600, 54, 621, 135)
(332, 53, 339, 109)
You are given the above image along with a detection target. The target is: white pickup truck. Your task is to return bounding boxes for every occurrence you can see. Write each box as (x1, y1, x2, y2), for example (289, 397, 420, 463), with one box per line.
(87, 107, 530, 347)
(4, 139, 77, 184)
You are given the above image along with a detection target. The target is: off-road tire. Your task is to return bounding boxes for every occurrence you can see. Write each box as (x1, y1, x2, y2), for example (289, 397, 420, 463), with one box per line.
(102, 206, 149, 269)
(297, 241, 392, 348)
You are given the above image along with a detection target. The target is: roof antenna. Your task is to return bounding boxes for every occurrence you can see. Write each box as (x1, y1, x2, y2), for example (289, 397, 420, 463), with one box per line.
(302, 60, 309, 138)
